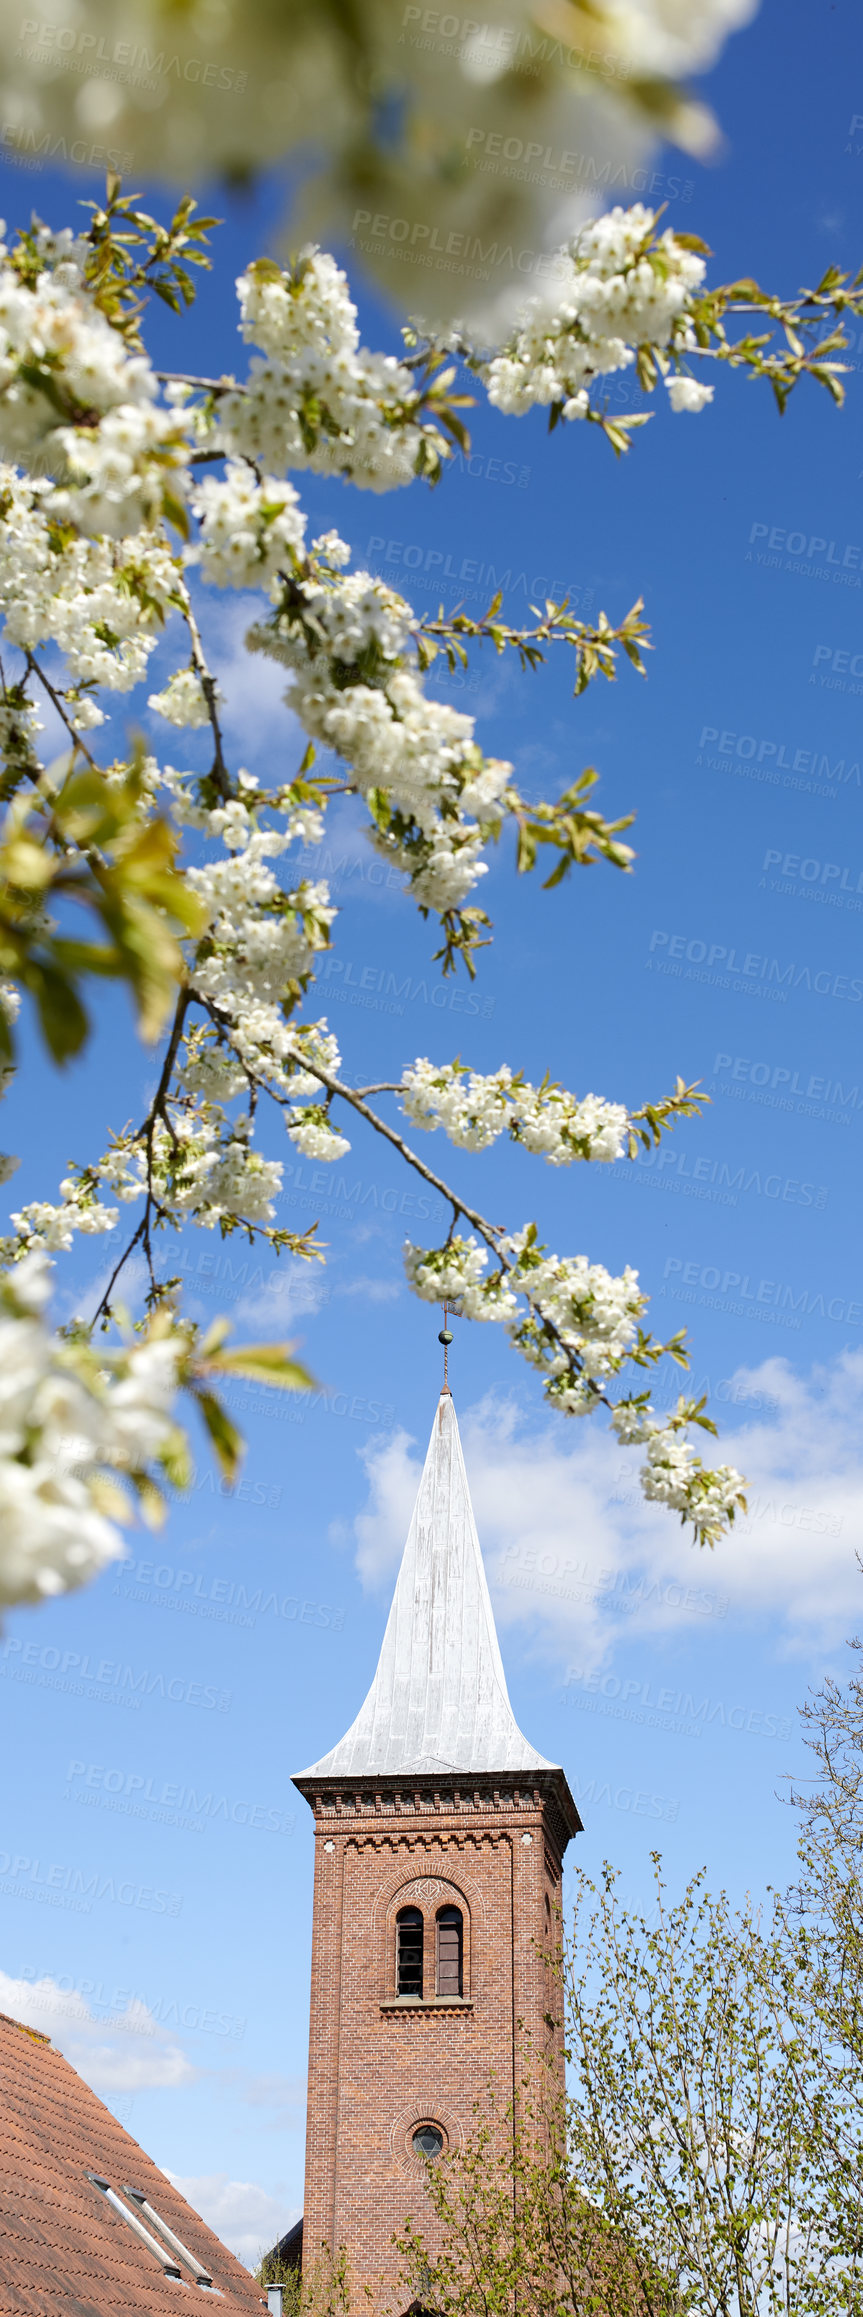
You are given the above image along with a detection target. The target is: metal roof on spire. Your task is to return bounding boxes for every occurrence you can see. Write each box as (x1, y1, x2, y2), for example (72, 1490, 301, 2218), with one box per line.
(295, 1390, 557, 1781)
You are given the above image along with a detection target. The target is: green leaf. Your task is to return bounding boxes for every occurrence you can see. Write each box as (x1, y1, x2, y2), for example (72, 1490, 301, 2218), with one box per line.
(194, 1388, 244, 1480)
(204, 1342, 314, 1392)
(30, 963, 90, 1062)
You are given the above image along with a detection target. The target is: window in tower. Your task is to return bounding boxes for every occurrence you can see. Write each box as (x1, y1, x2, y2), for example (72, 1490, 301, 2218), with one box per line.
(396, 1907, 424, 1997)
(412, 2125, 444, 2159)
(436, 1905, 463, 1997)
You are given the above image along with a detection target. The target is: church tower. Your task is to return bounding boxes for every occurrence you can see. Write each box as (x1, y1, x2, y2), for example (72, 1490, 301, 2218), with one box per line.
(293, 1388, 581, 2309)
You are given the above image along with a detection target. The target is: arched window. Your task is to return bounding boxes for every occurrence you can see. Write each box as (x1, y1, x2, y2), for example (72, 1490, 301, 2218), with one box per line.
(436, 1906, 463, 1997)
(396, 1907, 423, 1997)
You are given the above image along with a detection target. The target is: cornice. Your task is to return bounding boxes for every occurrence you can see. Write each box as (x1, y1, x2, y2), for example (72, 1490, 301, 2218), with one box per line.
(293, 1765, 581, 1852)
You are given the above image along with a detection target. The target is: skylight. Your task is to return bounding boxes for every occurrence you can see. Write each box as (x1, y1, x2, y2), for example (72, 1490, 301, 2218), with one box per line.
(87, 2176, 213, 2287)
(124, 2188, 214, 2287)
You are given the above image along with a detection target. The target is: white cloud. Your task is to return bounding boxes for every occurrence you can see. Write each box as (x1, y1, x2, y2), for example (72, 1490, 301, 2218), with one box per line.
(231, 1259, 330, 1331)
(145, 589, 296, 767)
(338, 1273, 401, 1303)
(346, 1357, 863, 1669)
(0, 1971, 197, 2091)
(166, 2172, 299, 2271)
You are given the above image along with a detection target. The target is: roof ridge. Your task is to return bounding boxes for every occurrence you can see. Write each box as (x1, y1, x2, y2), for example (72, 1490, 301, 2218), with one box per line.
(0, 2008, 52, 2045)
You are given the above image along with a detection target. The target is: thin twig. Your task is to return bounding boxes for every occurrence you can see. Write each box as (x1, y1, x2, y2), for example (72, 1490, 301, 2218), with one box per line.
(179, 593, 232, 799)
(25, 654, 98, 769)
(156, 371, 241, 394)
(89, 1213, 147, 1327)
(91, 987, 190, 1325)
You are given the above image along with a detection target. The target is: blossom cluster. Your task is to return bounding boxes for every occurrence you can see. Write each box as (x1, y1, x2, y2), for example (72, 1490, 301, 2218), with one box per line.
(149, 1110, 284, 1229)
(403, 1228, 645, 1388)
(0, 1253, 181, 1609)
(186, 820, 336, 1062)
(187, 461, 307, 595)
(0, 467, 181, 701)
(209, 249, 449, 491)
(405, 1234, 744, 1542)
(249, 540, 512, 913)
(0, 228, 188, 536)
(610, 1395, 746, 1546)
(401, 1058, 629, 1162)
(484, 207, 714, 422)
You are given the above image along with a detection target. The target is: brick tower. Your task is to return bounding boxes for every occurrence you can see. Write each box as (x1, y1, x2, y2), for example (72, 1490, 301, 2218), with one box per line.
(293, 1388, 580, 2311)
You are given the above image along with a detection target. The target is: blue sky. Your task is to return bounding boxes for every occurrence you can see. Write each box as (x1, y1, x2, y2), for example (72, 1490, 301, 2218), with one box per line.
(2, 0, 863, 2265)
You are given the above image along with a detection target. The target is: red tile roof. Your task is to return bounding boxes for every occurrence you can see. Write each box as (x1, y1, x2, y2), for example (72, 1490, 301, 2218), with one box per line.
(0, 2010, 268, 2317)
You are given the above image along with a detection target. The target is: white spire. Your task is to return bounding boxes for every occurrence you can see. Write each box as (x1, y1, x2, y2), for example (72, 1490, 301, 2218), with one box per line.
(297, 1391, 554, 1781)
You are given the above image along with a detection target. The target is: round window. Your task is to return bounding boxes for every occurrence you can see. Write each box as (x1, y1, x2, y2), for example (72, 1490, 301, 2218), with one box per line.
(413, 2125, 444, 2159)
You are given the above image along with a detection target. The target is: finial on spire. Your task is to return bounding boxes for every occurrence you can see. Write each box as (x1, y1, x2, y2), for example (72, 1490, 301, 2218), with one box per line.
(438, 1300, 454, 1394)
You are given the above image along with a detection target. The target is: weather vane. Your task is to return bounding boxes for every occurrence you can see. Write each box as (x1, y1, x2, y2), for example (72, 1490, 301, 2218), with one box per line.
(438, 1300, 454, 1393)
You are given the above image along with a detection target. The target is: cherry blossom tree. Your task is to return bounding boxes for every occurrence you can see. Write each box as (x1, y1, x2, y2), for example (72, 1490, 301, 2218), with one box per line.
(2, 173, 862, 1610)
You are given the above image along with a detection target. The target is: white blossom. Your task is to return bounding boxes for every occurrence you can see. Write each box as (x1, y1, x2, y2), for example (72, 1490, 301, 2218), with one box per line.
(0, 243, 188, 536)
(211, 249, 448, 490)
(485, 207, 708, 420)
(609, 1395, 746, 1545)
(188, 461, 307, 592)
(0, 1254, 182, 1611)
(148, 668, 212, 728)
(285, 1105, 350, 1161)
(249, 551, 512, 913)
(667, 374, 715, 412)
(403, 1234, 519, 1321)
(0, 468, 181, 690)
(401, 1058, 629, 1162)
(8, 1194, 121, 1255)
